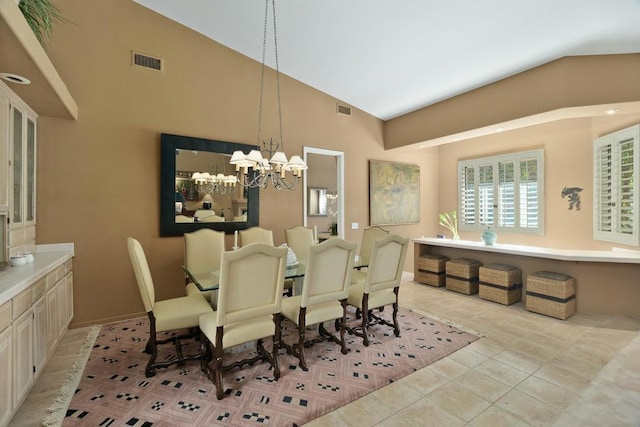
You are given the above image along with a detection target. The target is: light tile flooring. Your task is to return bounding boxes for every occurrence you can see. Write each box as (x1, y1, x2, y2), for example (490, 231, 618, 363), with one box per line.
(11, 278, 640, 426)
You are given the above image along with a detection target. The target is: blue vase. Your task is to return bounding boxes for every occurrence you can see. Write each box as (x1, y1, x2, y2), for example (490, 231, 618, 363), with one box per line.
(481, 228, 497, 245)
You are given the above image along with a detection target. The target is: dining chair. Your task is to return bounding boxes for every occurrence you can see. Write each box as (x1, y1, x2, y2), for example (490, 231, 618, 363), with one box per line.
(285, 225, 315, 264)
(280, 238, 356, 370)
(357, 226, 389, 268)
(240, 226, 274, 246)
(200, 214, 225, 222)
(347, 234, 409, 346)
(184, 229, 225, 304)
(127, 237, 214, 377)
(194, 209, 216, 219)
(241, 226, 294, 296)
(199, 243, 287, 399)
(175, 214, 193, 223)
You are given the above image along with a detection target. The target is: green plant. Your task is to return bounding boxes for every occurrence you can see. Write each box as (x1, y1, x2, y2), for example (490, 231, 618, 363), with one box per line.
(439, 211, 459, 239)
(18, 0, 65, 44)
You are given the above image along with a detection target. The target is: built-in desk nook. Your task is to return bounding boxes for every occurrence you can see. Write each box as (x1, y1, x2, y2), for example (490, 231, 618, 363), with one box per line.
(413, 238, 640, 317)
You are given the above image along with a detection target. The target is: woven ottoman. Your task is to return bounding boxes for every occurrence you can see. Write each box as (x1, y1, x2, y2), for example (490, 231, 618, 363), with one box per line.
(445, 258, 482, 295)
(416, 254, 449, 287)
(479, 264, 522, 305)
(526, 271, 576, 320)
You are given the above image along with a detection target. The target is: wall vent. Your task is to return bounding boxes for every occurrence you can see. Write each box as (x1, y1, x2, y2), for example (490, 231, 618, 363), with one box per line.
(132, 51, 163, 72)
(336, 104, 351, 116)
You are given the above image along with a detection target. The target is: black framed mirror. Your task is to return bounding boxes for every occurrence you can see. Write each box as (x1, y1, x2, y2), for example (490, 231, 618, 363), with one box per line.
(160, 133, 259, 236)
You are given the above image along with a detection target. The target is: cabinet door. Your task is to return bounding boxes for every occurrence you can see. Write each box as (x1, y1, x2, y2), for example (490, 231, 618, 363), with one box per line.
(0, 89, 9, 211)
(46, 287, 58, 356)
(55, 280, 66, 338)
(25, 117, 36, 225)
(10, 105, 23, 227)
(65, 272, 73, 325)
(34, 296, 47, 374)
(13, 308, 34, 406)
(0, 326, 13, 427)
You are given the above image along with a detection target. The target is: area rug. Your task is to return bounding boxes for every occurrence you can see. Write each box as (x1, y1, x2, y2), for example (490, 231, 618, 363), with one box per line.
(56, 307, 477, 426)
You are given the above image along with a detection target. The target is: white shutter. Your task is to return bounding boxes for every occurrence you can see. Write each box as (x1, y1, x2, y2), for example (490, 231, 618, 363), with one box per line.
(498, 161, 515, 227)
(459, 165, 476, 226)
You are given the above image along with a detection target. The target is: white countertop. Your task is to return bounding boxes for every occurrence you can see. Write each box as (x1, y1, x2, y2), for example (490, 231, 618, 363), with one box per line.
(414, 237, 640, 264)
(0, 243, 74, 306)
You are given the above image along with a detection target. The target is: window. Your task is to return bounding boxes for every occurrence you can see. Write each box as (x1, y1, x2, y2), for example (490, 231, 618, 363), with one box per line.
(458, 149, 544, 234)
(593, 124, 639, 246)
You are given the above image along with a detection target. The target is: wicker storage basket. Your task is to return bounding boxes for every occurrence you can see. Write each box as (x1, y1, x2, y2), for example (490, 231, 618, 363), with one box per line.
(416, 254, 449, 287)
(479, 264, 522, 305)
(526, 271, 576, 320)
(446, 258, 482, 295)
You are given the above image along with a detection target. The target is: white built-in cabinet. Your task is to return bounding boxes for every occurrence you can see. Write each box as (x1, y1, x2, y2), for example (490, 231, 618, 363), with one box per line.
(0, 258, 73, 427)
(0, 80, 37, 259)
(593, 124, 640, 246)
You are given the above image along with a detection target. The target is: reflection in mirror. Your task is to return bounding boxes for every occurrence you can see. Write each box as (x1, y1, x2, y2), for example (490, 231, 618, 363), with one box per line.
(308, 187, 328, 216)
(160, 134, 259, 237)
(303, 147, 344, 238)
(174, 150, 247, 223)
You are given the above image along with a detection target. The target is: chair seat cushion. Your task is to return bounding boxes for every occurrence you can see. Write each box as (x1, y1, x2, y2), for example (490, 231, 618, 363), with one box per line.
(347, 283, 396, 310)
(154, 295, 213, 332)
(199, 312, 276, 349)
(350, 270, 368, 285)
(185, 282, 216, 301)
(281, 296, 344, 326)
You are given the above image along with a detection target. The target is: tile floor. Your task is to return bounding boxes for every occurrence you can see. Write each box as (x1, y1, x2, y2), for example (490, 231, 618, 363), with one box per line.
(10, 277, 640, 426)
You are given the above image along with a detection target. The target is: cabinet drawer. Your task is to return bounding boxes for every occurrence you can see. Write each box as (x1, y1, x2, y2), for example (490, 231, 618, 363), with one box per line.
(0, 300, 11, 331)
(13, 288, 31, 319)
(32, 277, 46, 301)
(46, 265, 65, 290)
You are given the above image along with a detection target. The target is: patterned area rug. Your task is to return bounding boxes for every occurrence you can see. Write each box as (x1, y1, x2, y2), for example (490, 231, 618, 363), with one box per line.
(60, 307, 477, 426)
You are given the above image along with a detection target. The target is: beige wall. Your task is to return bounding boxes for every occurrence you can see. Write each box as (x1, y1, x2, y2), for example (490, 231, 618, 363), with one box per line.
(35, 0, 439, 326)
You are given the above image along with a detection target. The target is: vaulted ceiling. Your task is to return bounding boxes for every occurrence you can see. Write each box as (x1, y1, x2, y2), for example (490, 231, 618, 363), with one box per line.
(132, 0, 640, 121)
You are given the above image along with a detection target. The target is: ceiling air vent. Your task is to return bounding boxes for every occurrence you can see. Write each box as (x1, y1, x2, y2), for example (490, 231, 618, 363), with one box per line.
(336, 104, 351, 116)
(132, 51, 163, 72)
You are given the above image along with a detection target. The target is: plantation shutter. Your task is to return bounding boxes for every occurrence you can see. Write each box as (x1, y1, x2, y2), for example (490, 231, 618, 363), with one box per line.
(519, 158, 539, 229)
(478, 164, 494, 226)
(498, 161, 515, 228)
(459, 166, 476, 226)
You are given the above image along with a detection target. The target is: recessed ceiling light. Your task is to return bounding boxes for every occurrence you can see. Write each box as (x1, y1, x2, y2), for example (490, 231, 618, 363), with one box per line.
(496, 127, 505, 133)
(605, 108, 618, 115)
(0, 73, 31, 85)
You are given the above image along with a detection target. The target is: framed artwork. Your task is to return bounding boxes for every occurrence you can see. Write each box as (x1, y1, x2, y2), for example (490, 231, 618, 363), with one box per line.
(369, 160, 420, 225)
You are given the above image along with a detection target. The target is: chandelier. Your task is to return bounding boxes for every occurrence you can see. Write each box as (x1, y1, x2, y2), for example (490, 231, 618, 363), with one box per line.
(191, 172, 238, 195)
(230, 0, 307, 190)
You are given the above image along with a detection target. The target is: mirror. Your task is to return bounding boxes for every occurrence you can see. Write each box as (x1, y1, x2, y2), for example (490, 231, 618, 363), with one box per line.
(160, 133, 259, 237)
(303, 147, 344, 238)
(308, 187, 328, 216)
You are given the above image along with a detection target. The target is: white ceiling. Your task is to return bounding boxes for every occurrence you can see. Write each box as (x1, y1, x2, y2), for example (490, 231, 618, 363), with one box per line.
(132, 0, 640, 121)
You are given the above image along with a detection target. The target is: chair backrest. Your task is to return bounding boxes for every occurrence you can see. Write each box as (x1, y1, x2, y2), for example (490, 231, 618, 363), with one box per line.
(184, 229, 226, 276)
(359, 226, 389, 265)
(285, 226, 315, 264)
(194, 209, 216, 218)
(240, 227, 274, 246)
(127, 237, 155, 312)
(300, 238, 356, 308)
(216, 243, 287, 326)
(364, 234, 409, 294)
(200, 215, 225, 222)
(175, 215, 193, 223)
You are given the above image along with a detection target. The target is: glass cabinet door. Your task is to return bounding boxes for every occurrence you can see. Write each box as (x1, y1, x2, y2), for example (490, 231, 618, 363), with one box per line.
(12, 107, 22, 225)
(26, 118, 36, 223)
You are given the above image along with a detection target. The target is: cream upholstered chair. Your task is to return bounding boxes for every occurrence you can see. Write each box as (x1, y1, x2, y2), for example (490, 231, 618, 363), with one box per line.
(175, 214, 193, 223)
(357, 226, 389, 268)
(280, 238, 356, 370)
(184, 229, 225, 303)
(200, 215, 225, 223)
(241, 227, 294, 296)
(285, 226, 315, 264)
(194, 209, 216, 219)
(199, 243, 287, 399)
(240, 226, 274, 246)
(127, 237, 213, 377)
(347, 234, 409, 346)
